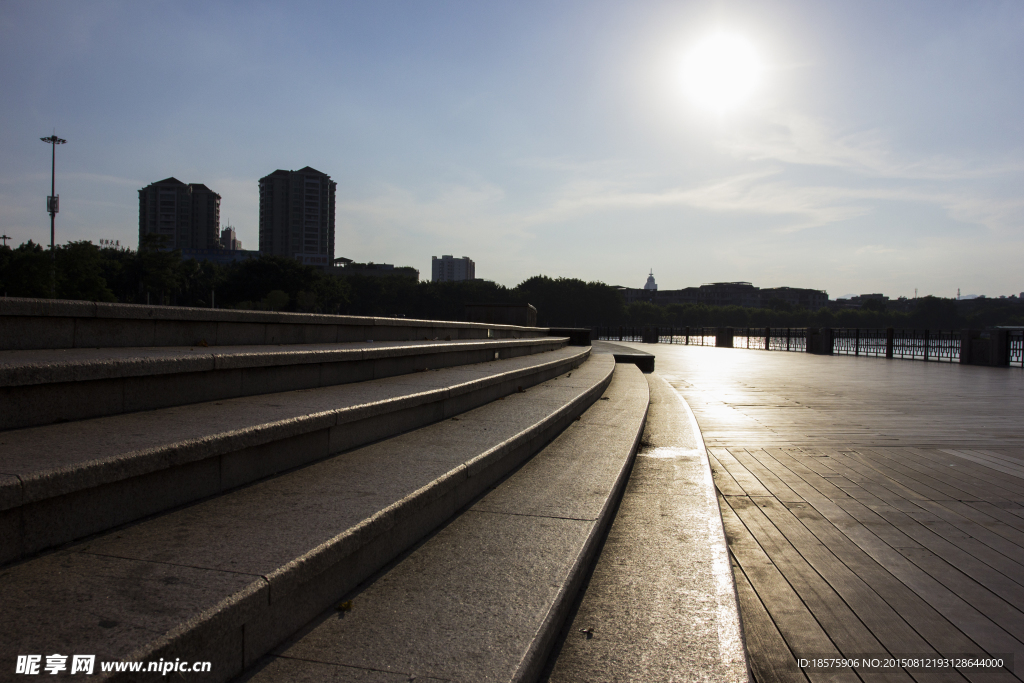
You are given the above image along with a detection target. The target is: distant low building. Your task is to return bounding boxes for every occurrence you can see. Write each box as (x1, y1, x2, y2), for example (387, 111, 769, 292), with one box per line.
(180, 248, 261, 265)
(760, 286, 828, 311)
(220, 226, 242, 251)
(619, 274, 827, 309)
(656, 288, 701, 305)
(432, 255, 475, 282)
(331, 257, 419, 280)
(698, 282, 762, 308)
(833, 293, 889, 310)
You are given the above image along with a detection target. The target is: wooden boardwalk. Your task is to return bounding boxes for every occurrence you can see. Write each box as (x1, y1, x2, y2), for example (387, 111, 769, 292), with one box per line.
(645, 344, 1024, 683)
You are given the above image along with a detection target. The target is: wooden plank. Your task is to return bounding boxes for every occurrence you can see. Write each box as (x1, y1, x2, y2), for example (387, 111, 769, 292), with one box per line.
(849, 499, 1024, 608)
(784, 452, 1024, 607)
(750, 450, 924, 550)
(915, 500, 1024, 572)
(767, 499, 1009, 683)
(708, 451, 748, 497)
(820, 453, 942, 506)
(851, 447, 1006, 503)
(894, 546, 1024, 645)
(730, 554, 811, 683)
(905, 448, 1024, 499)
(745, 451, 1024, 673)
(752, 496, 965, 683)
(717, 495, 861, 683)
(964, 500, 1024, 534)
(728, 495, 916, 682)
(728, 448, 807, 504)
(943, 449, 1024, 481)
(871, 447, 1024, 503)
(711, 447, 774, 497)
(650, 346, 1024, 680)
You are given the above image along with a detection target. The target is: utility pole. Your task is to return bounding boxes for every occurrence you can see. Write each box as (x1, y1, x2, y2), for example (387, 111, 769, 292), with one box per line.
(40, 133, 67, 298)
(0, 235, 10, 247)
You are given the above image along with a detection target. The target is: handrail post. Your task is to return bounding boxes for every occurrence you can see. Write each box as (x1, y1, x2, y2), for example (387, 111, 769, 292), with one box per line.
(923, 329, 930, 361)
(765, 326, 771, 351)
(855, 328, 859, 356)
(886, 328, 894, 359)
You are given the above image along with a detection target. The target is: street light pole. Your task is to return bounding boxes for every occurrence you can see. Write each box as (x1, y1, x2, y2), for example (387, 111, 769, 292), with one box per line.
(40, 134, 66, 298)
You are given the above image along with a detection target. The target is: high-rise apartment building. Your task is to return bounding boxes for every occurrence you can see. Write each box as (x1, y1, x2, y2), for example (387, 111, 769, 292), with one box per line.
(138, 178, 221, 250)
(259, 167, 336, 267)
(431, 255, 475, 282)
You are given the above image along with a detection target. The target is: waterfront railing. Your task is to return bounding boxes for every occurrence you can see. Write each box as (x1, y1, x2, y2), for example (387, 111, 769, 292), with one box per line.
(593, 326, 1024, 368)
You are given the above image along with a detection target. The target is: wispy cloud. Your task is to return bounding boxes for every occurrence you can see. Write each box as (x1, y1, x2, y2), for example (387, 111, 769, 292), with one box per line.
(336, 181, 541, 263)
(64, 172, 146, 188)
(723, 109, 1024, 180)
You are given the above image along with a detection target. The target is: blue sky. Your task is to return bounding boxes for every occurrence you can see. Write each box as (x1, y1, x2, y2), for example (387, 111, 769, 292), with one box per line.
(2, 0, 1023, 298)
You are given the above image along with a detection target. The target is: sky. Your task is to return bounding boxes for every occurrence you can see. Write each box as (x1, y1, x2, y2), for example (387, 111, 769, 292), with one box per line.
(2, 0, 1023, 299)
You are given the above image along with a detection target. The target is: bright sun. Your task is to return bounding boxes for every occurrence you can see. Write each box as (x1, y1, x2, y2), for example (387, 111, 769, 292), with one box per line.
(680, 32, 762, 113)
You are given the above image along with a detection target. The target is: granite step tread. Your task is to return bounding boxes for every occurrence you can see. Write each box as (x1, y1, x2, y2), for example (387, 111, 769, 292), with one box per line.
(240, 362, 650, 683)
(0, 354, 616, 683)
(0, 337, 567, 431)
(0, 337, 563, 386)
(0, 346, 588, 565)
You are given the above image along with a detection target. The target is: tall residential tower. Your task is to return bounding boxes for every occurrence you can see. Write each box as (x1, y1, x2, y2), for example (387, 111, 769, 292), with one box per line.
(138, 178, 221, 250)
(258, 167, 336, 267)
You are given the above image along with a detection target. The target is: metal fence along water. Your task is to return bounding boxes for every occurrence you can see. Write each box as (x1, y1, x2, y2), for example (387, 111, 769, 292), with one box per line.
(594, 326, 1024, 368)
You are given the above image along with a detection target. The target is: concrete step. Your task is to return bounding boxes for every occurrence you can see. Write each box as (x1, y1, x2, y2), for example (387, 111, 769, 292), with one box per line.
(0, 346, 587, 566)
(542, 371, 749, 683)
(1, 298, 548, 351)
(0, 354, 616, 682)
(0, 337, 566, 430)
(239, 362, 649, 683)
(592, 339, 656, 373)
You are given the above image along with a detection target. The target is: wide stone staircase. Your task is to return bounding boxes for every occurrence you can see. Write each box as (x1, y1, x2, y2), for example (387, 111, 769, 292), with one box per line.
(0, 300, 650, 682)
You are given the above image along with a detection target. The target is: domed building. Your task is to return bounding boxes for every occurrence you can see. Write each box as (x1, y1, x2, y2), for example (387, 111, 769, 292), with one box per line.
(643, 270, 657, 291)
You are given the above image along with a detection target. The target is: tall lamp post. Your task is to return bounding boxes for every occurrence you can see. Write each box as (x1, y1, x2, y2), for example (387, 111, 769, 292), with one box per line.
(41, 133, 67, 298)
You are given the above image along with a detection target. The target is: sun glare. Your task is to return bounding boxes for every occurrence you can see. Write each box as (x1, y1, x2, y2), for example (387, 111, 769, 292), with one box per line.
(680, 32, 763, 114)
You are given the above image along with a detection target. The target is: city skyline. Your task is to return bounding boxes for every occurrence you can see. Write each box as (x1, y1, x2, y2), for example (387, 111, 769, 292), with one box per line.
(2, 1, 1023, 298)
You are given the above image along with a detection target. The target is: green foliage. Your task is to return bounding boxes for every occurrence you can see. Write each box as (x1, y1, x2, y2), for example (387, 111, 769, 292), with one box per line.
(516, 276, 625, 326)
(4, 240, 1023, 328)
(0, 241, 51, 298)
(55, 241, 116, 302)
(860, 298, 887, 313)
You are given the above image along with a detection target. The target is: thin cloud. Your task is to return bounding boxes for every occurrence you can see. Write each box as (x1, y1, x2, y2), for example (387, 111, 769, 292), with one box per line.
(64, 172, 146, 188)
(724, 109, 1024, 180)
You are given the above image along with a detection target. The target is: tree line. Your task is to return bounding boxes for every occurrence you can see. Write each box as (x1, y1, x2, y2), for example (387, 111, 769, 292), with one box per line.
(2, 240, 1021, 329)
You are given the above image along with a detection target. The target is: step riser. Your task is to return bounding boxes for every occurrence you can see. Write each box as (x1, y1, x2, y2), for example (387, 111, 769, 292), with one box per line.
(1, 352, 586, 566)
(516, 409, 648, 683)
(1, 299, 547, 351)
(123, 365, 614, 682)
(2, 340, 566, 430)
(4, 316, 534, 350)
(237, 362, 649, 683)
